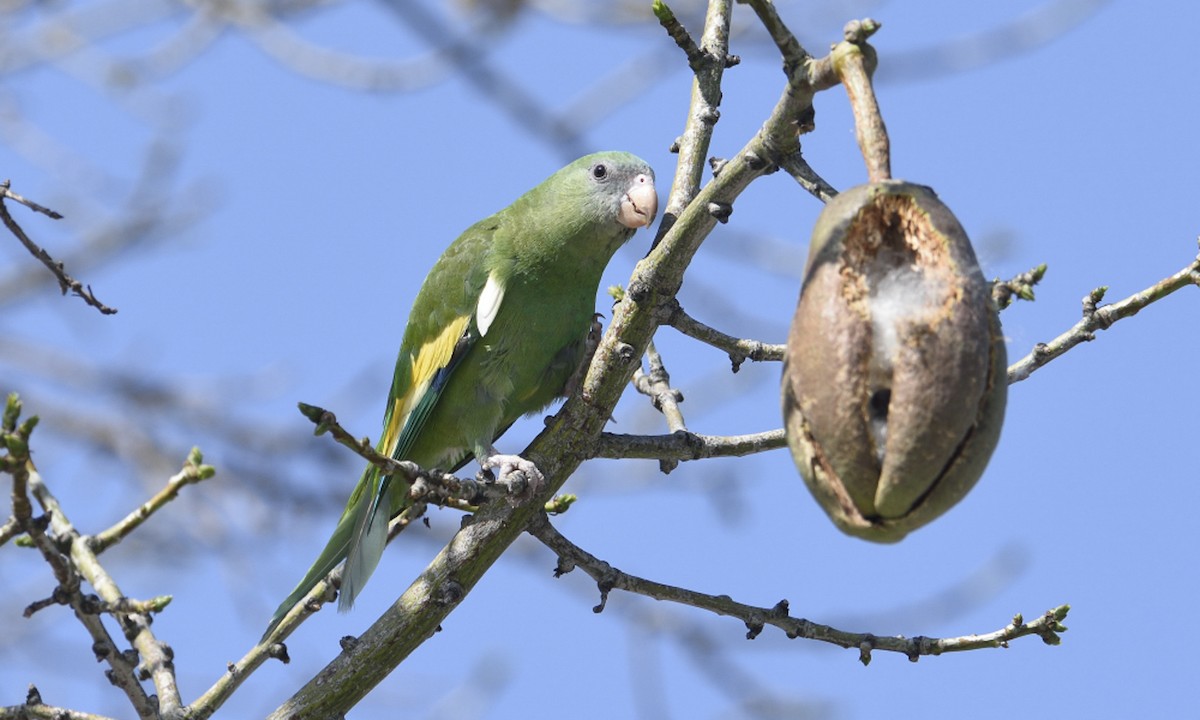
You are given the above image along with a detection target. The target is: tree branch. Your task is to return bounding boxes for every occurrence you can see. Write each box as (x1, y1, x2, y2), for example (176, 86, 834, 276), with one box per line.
(632, 341, 687, 429)
(655, 0, 735, 246)
(0, 182, 117, 315)
(90, 447, 215, 553)
(652, 0, 707, 73)
(528, 513, 1068, 664)
(1007, 243, 1200, 384)
(0, 696, 120, 720)
(778, 150, 838, 203)
(593, 428, 785, 462)
(993, 263, 1049, 310)
(294, 402, 537, 508)
(662, 298, 784, 372)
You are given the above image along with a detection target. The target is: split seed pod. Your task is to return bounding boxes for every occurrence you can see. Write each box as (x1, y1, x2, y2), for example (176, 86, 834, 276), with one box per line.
(782, 181, 1007, 542)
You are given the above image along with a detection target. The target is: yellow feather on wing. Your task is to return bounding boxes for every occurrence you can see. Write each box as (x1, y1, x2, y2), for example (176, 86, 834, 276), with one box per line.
(380, 313, 472, 461)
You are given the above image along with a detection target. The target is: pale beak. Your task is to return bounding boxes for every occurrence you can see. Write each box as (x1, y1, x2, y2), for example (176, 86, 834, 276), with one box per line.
(618, 173, 658, 229)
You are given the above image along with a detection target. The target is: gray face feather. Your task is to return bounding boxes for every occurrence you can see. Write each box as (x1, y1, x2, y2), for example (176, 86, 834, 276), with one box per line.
(565, 151, 657, 232)
(580, 154, 657, 229)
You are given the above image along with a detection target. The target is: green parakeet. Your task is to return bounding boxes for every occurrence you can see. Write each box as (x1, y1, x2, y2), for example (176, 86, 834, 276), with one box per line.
(264, 151, 657, 638)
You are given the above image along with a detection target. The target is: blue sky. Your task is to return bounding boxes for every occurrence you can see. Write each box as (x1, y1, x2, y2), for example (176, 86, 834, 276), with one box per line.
(2, 1, 1198, 718)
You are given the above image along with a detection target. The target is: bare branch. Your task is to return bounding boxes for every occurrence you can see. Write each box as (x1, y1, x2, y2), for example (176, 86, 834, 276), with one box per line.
(632, 340, 688, 437)
(0, 515, 19, 547)
(778, 149, 838, 203)
(993, 263, 1049, 310)
(294, 402, 520, 505)
(1007, 244, 1200, 384)
(652, 0, 707, 73)
(656, 0, 735, 245)
(594, 428, 785, 462)
(0, 696, 121, 720)
(0, 182, 116, 314)
(90, 448, 216, 554)
(528, 514, 1068, 663)
(743, 0, 812, 84)
(0, 184, 63, 219)
(663, 299, 784, 372)
(832, 19, 890, 183)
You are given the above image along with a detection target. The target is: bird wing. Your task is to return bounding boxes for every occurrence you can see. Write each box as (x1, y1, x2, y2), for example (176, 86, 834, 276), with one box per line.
(340, 221, 501, 609)
(263, 221, 502, 638)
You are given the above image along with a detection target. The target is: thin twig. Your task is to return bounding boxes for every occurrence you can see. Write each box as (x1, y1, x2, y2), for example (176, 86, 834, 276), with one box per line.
(632, 340, 687, 472)
(632, 341, 687, 433)
(90, 447, 215, 553)
(0, 516, 20, 547)
(188, 502, 425, 719)
(295, 402, 528, 506)
(652, 0, 706, 73)
(1007, 244, 1200, 384)
(0, 183, 63, 219)
(0, 702, 120, 720)
(529, 514, 1068, 664)
(832, 19, 890, 183)
(662, 299, 784, 372)
(778, 150, 838, 203)
(0, 182, 117, 314)
(743, 0, 812, 84)
(594, 428, 785, 462)
(993, 263, 1049, 310)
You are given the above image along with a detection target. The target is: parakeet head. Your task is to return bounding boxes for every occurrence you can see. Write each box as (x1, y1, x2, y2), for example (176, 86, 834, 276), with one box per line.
(558, 151, 658, 234)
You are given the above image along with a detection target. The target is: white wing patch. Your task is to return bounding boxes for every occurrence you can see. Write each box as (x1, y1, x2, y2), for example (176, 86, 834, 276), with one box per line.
(476, 271, 505, 337)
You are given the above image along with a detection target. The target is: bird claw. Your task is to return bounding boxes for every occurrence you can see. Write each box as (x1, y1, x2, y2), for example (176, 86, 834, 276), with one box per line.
(478, 453, 544, 503)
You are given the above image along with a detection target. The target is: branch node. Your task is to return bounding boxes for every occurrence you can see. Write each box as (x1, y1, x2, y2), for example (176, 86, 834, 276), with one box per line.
(593, 580, 612, 614)
(437, 580, 465, 607)
(266, 642, 291, 664)
(858, 636, 876, 666)
(745, 619, 765, 640)
(906, 636, 928, 662)
(552, 555, 576, 578)
(706, 201, 732, 223)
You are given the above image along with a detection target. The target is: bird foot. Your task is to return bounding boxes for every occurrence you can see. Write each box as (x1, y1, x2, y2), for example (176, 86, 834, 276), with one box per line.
(478, 453, 544, 503)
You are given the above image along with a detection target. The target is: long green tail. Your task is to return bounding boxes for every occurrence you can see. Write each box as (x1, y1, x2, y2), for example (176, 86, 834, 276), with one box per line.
(261, 465, 382, 640)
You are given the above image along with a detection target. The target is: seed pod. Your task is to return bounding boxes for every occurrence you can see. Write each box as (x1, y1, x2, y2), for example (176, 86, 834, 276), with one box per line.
(782, 181, 1007, 542)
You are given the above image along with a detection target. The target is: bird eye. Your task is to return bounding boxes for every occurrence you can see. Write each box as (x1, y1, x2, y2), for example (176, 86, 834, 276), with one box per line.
(591, 164, 608, 180)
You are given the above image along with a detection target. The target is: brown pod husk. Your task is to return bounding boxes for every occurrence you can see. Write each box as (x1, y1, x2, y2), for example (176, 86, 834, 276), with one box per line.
(782, 181, 1007, 542)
